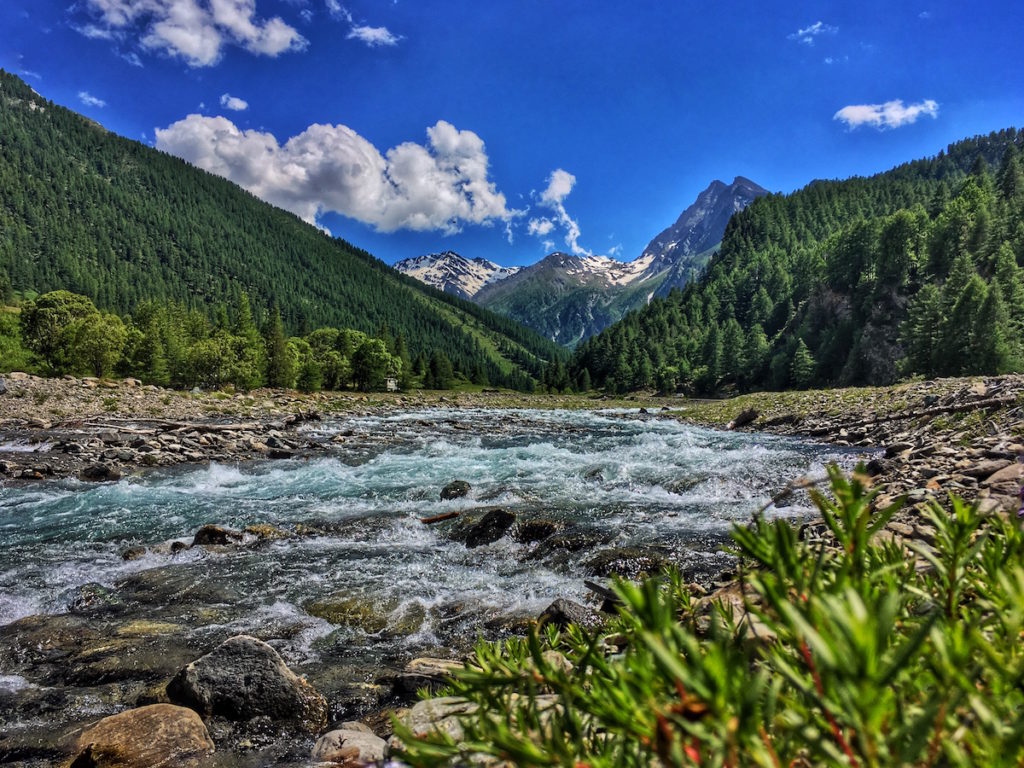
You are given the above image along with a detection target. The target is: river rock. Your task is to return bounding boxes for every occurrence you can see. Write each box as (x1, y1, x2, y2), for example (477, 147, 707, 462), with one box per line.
(191, 524, 242, 546)
(726, 408, 758, 430)
(537, 598, 602, 630)
(586, 547, 668, 579)
(0, 377, 6, 395)
(311, 724, 386, 765)
(166, 635, 327, 733)
(397, 658, 463, 694)
(390, 696, 478, 745)
(440, 480, 471, 500)
(464, 509, 516, 548)
(122, 546, 147, 562)
(69, 704, 214, 768)
(514, 518, 563, 544)
(80, 463, 122, 482)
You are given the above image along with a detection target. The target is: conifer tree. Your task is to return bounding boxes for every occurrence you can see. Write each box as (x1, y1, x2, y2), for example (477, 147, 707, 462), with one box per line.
(263, 305, 294, 388)
(789, 339, 815, 389)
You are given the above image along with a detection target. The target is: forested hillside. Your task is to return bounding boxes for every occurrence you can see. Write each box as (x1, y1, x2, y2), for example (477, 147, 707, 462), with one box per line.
(0, 72, 564, 389)
(572, 129, 1024, 393)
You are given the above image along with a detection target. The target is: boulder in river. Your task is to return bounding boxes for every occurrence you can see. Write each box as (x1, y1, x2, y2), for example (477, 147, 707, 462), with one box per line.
(311, 723, 386, 765)
(166, 635, 327, 733)
(191, 524, 242, 547)
(464, 509, 516, 548)
(440, 480, 471, 500)
(69, 703, 214, 768)
(587, 547, 668, 580)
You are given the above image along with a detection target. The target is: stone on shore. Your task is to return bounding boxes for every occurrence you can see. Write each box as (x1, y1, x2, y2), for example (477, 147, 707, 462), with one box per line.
(79, 463, 122, 482)
(166, 635, 327, 733)
(69, 703, 214, 768)
(537, 598, 602, 630)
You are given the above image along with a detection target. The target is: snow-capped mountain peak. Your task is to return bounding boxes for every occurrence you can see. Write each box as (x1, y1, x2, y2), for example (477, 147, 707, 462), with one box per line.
(393, 251, 520, 299)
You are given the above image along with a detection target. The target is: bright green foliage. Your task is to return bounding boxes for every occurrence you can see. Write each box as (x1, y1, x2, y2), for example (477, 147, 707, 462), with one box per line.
(573, 129, 1024, 394)
(396, 468, 1024, 767)
(352, 338, 397, 391)
(19, 290, 99, 373)
(68, 312, 128, 378)
(0, 72, 563, 391)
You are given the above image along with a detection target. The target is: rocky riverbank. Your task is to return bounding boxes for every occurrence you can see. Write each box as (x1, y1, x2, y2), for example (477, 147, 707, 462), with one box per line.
(1, 373, 1022, 766)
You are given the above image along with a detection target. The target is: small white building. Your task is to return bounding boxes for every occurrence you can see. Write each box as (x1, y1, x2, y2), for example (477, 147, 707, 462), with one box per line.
(385, 377, 399, 392)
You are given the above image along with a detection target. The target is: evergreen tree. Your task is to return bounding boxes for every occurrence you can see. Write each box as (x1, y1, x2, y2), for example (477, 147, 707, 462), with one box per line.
(263, 305, 294, 388)
(425, 351, 455, 390)
(789, 339, 815, 389)
(974, 282, 1015, 374)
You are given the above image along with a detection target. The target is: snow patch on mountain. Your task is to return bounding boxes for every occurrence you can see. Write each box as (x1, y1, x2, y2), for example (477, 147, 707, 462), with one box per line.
(394, 251, 520, 299)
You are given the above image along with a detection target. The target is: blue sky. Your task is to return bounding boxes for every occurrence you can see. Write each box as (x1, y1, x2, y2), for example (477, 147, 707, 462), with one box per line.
(2, 1, 1022, 267)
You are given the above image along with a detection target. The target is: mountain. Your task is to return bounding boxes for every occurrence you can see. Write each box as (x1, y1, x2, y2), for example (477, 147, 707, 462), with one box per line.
(0, 72, 564, 388)
(637, 176, 769, 295)
(469, 178, 768, 345)
(393, 251, 520, 299)
(571, 128, 1024, 394)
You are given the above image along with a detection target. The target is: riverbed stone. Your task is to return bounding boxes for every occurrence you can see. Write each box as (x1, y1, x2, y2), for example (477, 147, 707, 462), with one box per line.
(305, 594, 393, 633)
(80, 463, 122, 482)
(397, 658, 464, 694)
(311, 725, 386, 764)
(586, 547, 668, 579)
(464, 509, 516, 548)
(983, 462, 1024, 486)
(191, 524, 242, 546)
(166, 635, 328, 733)
(69, 704, 214, 768)
(440, 480, 471, 500)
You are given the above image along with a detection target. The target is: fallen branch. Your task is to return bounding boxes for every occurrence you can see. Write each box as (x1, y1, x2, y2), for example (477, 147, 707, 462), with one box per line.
(420, 511, 460, 525)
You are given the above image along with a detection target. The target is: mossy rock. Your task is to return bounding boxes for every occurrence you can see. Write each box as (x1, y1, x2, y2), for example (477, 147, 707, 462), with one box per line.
(305, 594, 397, 633)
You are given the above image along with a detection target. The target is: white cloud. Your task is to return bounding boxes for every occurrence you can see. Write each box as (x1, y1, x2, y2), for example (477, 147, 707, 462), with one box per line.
(788, 21, 837, 45)
(347, 24, 400, 46)
(219, 92, 248, 110)
(834, 99, 939, 130)
(19, 69, 42, 80)
(155, 114, 519, 234)
(77, 0, 307, 67)
(78, 90, 107, 107)
(325, 0, 349, 20)
(528, 168, 589, 255)
(527, 218, 555, 237)
(120, 50, 144, 66)
(919, 10, 932, 19)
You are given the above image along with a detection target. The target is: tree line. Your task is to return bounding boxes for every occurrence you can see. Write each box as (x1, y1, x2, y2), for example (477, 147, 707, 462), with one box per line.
(2, 288, 476, 392)
(570, 129, 1024, 394)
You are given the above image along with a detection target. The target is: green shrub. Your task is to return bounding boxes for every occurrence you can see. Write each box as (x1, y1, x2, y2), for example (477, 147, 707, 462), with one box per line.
(396, 466, 1024, 766)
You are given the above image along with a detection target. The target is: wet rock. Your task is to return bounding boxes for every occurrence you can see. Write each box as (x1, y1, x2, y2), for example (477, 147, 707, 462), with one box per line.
(312, 724, 386, 765)
(191, 524, 242, 546)
(513, 518, 563, 544)
(884, 442, 914, 458)
(0, 377, 6, 395)
(537, 598, 602, 630)
(244, 523, 292, 542)
(69, 704, 214, 768)
(268, 449, 294, 460)
(397, 658, 463, 694)
(80, 463, 122, 482)
(865, 457, 890, 477)
(440, 480, 471, 500)
(464, 509, 516, 548)
(122, 546, 147, 562)
(305, 594, 392, 633)
(166, 635, 327, 733)
(67, 583, 126, 615)
(587, 547, 668, 579)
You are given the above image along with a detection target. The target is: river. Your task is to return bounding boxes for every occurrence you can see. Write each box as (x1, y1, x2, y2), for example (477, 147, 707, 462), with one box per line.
(0, 407, 855, 763)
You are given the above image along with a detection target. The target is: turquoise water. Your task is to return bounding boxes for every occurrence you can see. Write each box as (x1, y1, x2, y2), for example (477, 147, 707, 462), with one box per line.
(0, 408, 853, 655)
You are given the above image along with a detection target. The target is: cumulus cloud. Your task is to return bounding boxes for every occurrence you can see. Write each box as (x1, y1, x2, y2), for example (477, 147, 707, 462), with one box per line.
(219, 92, 248, 110)
(788, 21, 837, 45)
(76, 0, 307, 67)
(348, 24, 400, 46)
(78, 90, 107, 107)
(834, 99, 939, 130)
(527, 168, 589, 255)
(155, 115, 518, 233)
(527, 218, 555, 237)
